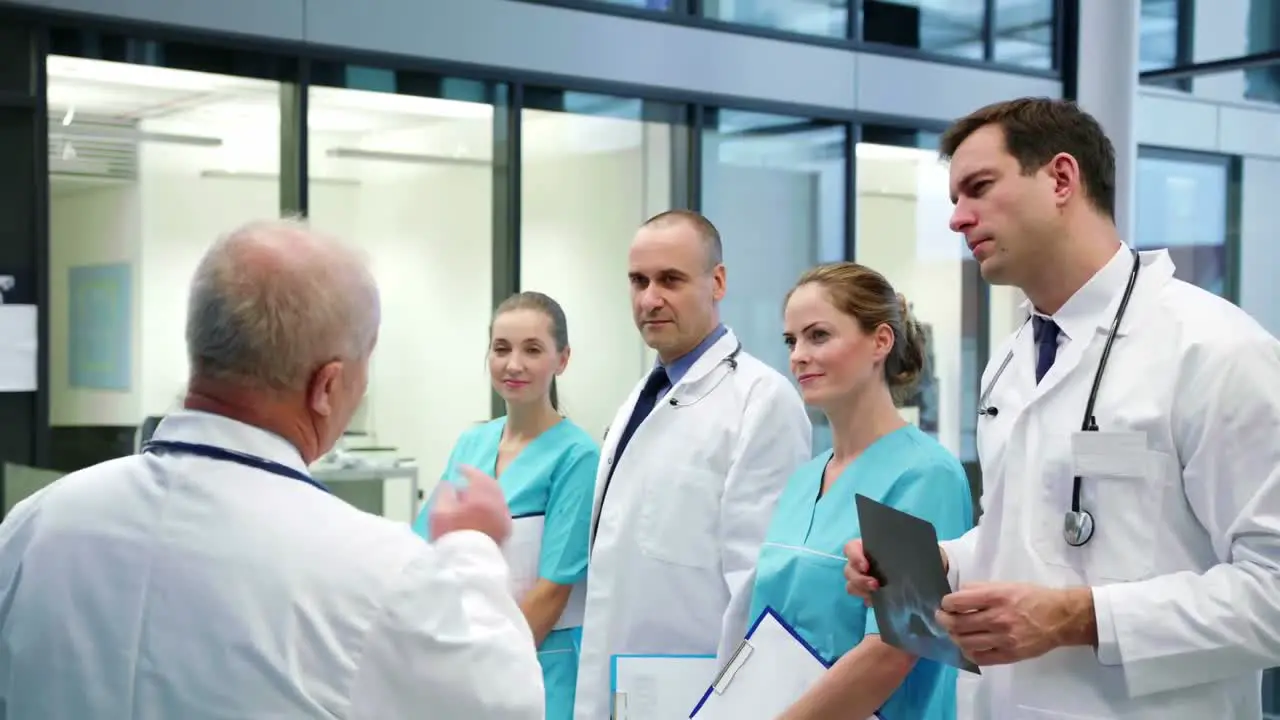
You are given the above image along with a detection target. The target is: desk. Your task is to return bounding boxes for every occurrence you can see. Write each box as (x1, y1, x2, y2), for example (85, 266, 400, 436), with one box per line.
(311, 464, 421, 521)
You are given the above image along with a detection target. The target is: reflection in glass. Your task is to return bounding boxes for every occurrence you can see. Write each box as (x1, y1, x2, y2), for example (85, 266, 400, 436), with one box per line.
(703, 110, 846, 452)
(855, 141, 980, 462)
(702, 0, 849, 39)
(306, 67, 497, 520)
(45, 55, 281, 440)
(862, 0, 985, 60)
(520, 90, 681, 441)
(993, 0, 1055, 69)
(570, 0, 673, 9)
(1134, 148, 1236, 299)
(1245, 1, 1280, 103)
(1139, 0, 1182, 71)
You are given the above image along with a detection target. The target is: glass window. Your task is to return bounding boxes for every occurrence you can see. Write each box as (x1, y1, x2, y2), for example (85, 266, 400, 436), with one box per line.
(702, 0, 849, 39)
(1134, 147, 1238, 300)
(862, 0, 985, 61)
(1139, 0, 1183, 71)
(560, 0, 676, 9)
(703, 109, 847, 453)
(45, 53, 282, 461)
(519, 90, 685, 442)
(1139, 0, 1191, 91)
(992, 0, 1055, 69)
(306, 65, 500, 520)
(855, 133, 981, 463)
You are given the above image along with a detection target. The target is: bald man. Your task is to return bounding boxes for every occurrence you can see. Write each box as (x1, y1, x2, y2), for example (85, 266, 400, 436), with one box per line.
(0, 219, 544, 719)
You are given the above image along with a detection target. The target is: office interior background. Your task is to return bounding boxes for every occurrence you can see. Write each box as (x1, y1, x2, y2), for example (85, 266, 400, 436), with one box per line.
(0, 0, 1277, 708)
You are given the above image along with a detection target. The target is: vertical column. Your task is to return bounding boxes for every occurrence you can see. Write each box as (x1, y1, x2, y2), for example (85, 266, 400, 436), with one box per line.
(490, 83, 521, 419)
(0, 18, 49, 471)
(279, 75, 308, 217)
(1074, 0, 1140, 242)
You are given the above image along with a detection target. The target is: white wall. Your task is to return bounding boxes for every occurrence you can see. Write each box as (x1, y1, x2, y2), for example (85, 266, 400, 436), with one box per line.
(48, 180, 143, 426)
(521, 112, 660, 443)
(854, 146, 970, 459)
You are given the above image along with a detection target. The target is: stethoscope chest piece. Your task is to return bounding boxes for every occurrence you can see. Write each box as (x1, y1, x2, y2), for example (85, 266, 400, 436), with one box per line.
(1063, 509, 1095, 547)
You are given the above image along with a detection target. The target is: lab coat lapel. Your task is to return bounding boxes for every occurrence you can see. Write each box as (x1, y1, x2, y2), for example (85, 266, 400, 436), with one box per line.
(592, 379, 645, 534)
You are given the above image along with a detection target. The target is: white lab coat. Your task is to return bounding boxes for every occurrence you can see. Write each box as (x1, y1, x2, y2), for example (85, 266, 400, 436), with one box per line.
(943, 247, 1280, 719)
(0, 410, 544, 720)
(573, 329, 811, 720)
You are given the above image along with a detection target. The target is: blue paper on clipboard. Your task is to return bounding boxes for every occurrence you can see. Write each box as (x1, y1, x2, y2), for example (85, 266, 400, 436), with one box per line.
(610, 654, 718, 720)
(689, 607, 881, 719)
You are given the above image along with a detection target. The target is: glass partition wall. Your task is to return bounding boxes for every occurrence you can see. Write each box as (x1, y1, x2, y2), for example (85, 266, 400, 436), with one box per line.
(31, 21, 1035, 530)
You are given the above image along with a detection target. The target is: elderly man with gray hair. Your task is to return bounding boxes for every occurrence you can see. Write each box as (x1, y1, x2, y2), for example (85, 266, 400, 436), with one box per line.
(0, 219, 544, 719)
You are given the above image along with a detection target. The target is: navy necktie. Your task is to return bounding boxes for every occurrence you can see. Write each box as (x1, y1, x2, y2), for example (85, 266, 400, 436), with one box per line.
(1033, 316, 1061, 384)
(609, 366, 670, 474)
(593, 367, 670, 546)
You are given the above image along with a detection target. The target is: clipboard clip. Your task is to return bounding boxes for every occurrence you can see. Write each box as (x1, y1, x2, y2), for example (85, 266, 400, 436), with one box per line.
(710, 639, 755, 695)
(612, 691, 627, 719)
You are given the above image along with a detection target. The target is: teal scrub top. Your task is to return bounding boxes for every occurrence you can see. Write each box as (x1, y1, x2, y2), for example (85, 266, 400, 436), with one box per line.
(412, 416, 600, 588)
(412, 417, 599, 720)
(747, 424, 974, 720)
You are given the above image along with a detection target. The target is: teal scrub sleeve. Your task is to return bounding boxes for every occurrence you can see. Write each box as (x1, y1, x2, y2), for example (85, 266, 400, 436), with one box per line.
(410, 434, 470, 539)
(863, 460, 976, 638)
(537, 445, 600, 585)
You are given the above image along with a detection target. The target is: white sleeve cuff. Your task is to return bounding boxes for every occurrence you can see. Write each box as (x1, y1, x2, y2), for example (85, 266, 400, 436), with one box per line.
(940, 538, 964, 591)
(1092, 585, 1122, 666)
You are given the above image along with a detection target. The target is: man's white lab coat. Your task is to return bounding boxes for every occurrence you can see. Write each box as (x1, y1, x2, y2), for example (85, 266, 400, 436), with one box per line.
(945, 248, 1280, 719)
(573, 329, 812, 720)
(0, 410, 544, 719)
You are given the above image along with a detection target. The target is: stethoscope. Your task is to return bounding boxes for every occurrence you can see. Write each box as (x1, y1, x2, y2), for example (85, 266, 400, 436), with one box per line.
(666, 341, 742, 409)
(141, 439, 331, 495)
(977, 248, 1142, 548)
(592, 340, 743, 549)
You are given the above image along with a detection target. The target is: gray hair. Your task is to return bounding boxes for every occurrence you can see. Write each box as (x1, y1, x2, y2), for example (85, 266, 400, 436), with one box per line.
(185, 218, 380, 392)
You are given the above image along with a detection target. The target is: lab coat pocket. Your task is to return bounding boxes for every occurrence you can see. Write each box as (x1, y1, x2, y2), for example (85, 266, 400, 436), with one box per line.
(1033, 433, 1167, 583)
(637, 468, 721, 569)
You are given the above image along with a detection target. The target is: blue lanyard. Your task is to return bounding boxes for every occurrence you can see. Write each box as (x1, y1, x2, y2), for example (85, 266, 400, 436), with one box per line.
(141, 440, 331, 495)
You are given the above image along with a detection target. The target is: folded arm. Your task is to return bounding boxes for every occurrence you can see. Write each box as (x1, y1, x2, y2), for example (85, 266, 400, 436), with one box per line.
(1091, 335, 1280, 697)
(350, 530, 544, 720)
(716, 377, 811, 662)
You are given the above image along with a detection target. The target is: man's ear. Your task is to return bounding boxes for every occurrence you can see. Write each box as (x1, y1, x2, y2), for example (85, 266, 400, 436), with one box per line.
(307, 361, 343, 417)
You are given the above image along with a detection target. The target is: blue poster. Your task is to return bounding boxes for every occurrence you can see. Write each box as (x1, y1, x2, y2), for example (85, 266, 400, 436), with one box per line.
(68, 263, 133, 391)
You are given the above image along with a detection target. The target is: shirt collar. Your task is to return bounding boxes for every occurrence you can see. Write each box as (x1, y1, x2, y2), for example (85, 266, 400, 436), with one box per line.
(1026, 245, 1133, 342)
(660, 323, 728, 386)
(150, 409, 311, 476)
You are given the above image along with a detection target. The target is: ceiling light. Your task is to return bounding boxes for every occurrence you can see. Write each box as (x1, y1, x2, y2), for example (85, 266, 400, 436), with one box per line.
(326, 148, 490, 167)
(49, 127, 222, 147)
(200, 169, 361, 187)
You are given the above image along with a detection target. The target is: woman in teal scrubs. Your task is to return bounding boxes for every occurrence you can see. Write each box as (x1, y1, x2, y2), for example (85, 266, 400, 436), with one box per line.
(412, 291, 599, 720)
(743, 263, 974, 720)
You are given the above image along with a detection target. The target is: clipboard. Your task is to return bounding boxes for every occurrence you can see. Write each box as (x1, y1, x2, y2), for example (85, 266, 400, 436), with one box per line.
(689, 607, 877, 719)
(609, 654, 718, 720)
(506, 513, 585, 630)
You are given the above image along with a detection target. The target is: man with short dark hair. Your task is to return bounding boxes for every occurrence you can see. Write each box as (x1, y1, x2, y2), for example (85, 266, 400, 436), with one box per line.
(0, 219, 545, 719)
(842, 97, 1280, 719)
